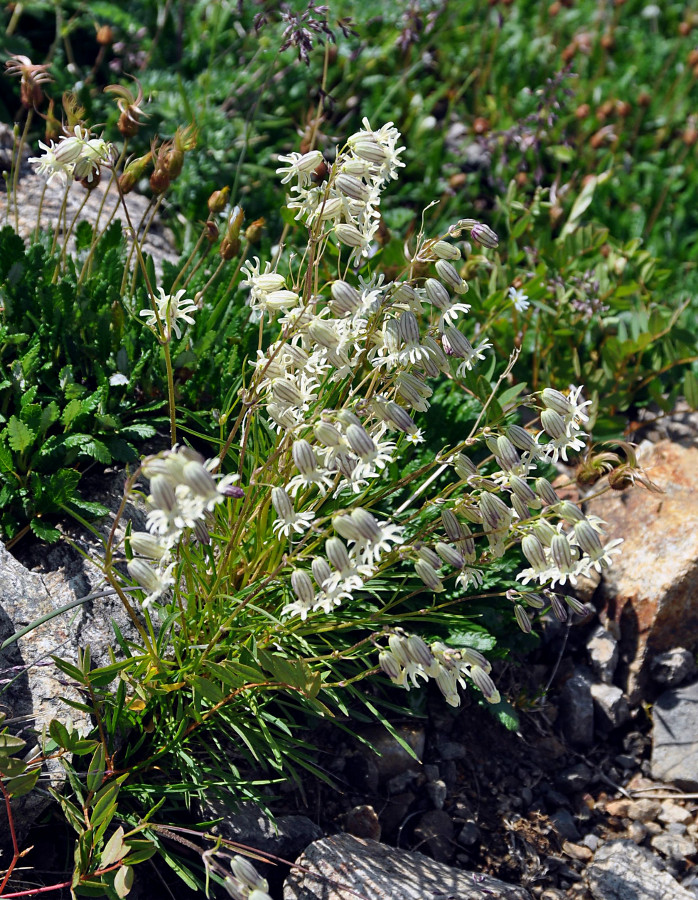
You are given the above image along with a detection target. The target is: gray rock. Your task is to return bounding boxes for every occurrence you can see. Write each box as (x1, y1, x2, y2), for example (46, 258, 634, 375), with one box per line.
(550, 809, 581, 842)
(650, 832, 696, 861)
(413, 809, 455, 863)
(457, 821, 481, 847)
(284, 833, 532, 899)
(587, 626, 619, 684)
(651, 648, 697, 687)
(209, 801, 322, 871)
(0, 124, 178, 279)
(591, 683, 630, 731)
(652, 681, 698, 789)
(426, 779, 448, 810)
(559, 669, 595, 746)
(586, 839, 695, 899)
(0, 518, 144, 846)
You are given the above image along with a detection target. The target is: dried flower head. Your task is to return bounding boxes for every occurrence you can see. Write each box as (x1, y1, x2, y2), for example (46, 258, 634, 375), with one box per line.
(104, 78, 148, 137)
(5, 55, 53, 109)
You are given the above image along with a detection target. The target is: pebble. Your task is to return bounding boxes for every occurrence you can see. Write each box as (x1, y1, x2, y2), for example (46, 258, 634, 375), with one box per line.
(582, 833, 601, 851)
(386, 769, 420, 794)
(344, 805, 381, 841)
(550, 809, 581, 842)
(563, 841, 593, 862)
(456, 820, 481, 847)
(426, 779, 447, 810)
(645, 821, 663, 835)
(650, 647, 696, 686)
(651, 832, 697, 861)
(660, 802, 693, 825)
(556, 763, 592, 792)
(587, 625, 619, 683)
(667, 822, 688, 835)
(628, 821, 648, 844)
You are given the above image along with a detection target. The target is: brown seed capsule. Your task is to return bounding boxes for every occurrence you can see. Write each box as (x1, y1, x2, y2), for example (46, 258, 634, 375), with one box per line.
(600, 32, 615, 51)
(575, 103, 590, 119)
(549, 2, 561, 16)
(96, 24, 114, 45)
(473, 117, 490, 135)
(637, 91, 652, 108)
(449, 172, 467, 189)
(515, 172, 528, 187)
(678, 21, 691, 36)
(80, 170, 101, 190)
(204, 219, 219, 242)
(683, 127, 698, 146)
(688, 50, 698, 68)
(149, 167, 170, 195)
(616, 100, 632, 117)
(245, 217, 265, 243)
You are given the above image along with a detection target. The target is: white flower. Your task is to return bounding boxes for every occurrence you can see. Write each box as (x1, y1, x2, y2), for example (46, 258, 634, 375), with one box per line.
(140, 288, 197, 340)
(508, 286, 530, 313)
(28, 125, 114, 187)
(276, 150, 324, 186)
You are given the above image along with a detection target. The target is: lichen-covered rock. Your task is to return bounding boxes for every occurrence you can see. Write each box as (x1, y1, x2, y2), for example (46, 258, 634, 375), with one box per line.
(586, 839, 694, 899)
(284, 833, 531, 900)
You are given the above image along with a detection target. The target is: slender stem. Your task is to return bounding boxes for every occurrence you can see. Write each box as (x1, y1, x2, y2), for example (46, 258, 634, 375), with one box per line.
(11, 110, 33, 233)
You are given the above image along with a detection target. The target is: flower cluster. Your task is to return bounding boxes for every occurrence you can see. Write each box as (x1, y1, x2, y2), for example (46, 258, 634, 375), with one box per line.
(276, 117, 405, 262)
(27, 124, 114, 187)
(378, 631, 501, 707)
(126, 446, 242, 608)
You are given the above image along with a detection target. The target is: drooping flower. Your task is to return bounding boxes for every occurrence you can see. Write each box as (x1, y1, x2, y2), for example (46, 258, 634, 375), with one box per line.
(140, 287, 197, 340)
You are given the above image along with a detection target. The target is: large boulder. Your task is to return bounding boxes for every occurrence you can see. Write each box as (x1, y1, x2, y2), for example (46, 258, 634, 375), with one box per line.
(283, 833, 531, 900)
(584, 439, 698, 700)
(651, 680, 698, 790)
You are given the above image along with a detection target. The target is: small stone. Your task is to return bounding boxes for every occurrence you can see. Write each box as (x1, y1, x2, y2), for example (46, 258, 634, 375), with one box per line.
(666, 823, 687, 835)
(645, 821, 663, 835)
(563, 841, 592, 862)
(628, 821, 647, 844)
(582, 833, 601, 851)
(386, 769, 420, 794)
(413, 809, 455, 863)
(650, 648, 697, 687)
(457, 820, 481, 847)
(652, 681, 698, 790)
(559, 669, 595, 747)
(426, 779, 448, 810)
(550, 809, 581, 842)
(591, 683, 630, 731)
(587, 626, 619, 684)
(651, 832, 697, 861)
(627, 799, 662, 823)
(344, 805, 381, 841)
(614, 754, 636, 770)
(659, 802, 693, 825)
(605, 799, 631, 818)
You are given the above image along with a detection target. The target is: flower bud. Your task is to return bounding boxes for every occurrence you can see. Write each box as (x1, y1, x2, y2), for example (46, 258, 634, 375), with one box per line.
(541, 408, 567, 440)
(435, 259, 467, 294)
(435, 541, 464, 569)
(534, 477, 559, 506)
(335, 223, 365, 248)
(470, 222, 499, 249)
(515, 605, 532, 634)
(424, 278, 451, 309)
(312, 557, 332, 588)
(291, 570, 315, 605)
(469, 665, 500, 703)
(432, 240, 461, 261)
(335, 172, 370, 201)
(292, 440, 318, 475)
(415, 559, 445, 592)
(208, 186, 230, 214)
(330, 280, 361, 315)
(379, 650, 402, 681)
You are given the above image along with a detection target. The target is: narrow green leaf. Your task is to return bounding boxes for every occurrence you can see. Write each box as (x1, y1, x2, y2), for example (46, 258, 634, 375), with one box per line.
(87, 744, 106, 793)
